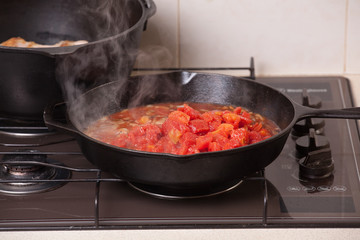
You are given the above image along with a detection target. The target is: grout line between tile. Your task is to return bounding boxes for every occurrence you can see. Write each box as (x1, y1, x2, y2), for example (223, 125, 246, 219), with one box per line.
(177, 0, 181, 68)
(344, 0, 349, 73)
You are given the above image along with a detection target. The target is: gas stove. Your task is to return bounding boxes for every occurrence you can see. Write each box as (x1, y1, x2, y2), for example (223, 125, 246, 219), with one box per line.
(0, 63, 360, 230)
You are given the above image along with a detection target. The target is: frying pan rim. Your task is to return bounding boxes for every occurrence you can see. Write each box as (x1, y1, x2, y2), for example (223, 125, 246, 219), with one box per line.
(0, 0, 154, 55)
(69, 71, 298, 160)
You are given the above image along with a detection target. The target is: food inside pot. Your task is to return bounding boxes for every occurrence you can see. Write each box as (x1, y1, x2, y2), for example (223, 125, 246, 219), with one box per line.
(0, 37, 88, 48)
(85, 102, 280, 155)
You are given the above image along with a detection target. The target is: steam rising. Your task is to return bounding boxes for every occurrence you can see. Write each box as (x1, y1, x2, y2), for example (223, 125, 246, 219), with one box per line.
(57, 0, 134, 102)
(55, 0, 179, 131)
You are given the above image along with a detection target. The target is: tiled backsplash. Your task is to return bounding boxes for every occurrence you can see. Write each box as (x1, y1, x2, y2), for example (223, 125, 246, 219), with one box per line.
(136, 0, 360, 76)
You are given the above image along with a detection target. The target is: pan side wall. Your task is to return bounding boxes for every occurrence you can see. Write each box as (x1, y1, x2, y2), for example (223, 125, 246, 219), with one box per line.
(77, 129, 290, 188)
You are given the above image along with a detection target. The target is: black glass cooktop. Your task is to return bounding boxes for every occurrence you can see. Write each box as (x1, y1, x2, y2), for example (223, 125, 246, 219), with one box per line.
(0, 76, 359, 230)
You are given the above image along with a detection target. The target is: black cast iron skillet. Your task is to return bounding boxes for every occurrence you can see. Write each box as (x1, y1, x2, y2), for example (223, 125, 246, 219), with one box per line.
(0, 0, 156, 120)
(44, 72, 360, 195)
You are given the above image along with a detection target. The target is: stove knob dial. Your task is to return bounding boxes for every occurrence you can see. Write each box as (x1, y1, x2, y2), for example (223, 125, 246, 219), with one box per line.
(299, 147, 334, 179)
(1, 164, 9, 174)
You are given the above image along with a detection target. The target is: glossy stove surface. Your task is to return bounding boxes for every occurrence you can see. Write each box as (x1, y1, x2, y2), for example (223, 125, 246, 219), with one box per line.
(0, 76, 360, 230)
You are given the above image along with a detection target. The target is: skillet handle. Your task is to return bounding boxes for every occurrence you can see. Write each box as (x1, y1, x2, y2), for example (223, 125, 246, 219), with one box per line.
(43, 102, 79, 136)
(296, 105, 360, 120)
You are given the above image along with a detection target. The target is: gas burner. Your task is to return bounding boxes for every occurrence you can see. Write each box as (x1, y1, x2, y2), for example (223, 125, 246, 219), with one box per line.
(0, 150, 71, 195)
(128, 180, 243, 199)
(0, 117, 74, 147)
(0, 117, 54, 138)
(0, 131, 74, 147)
(0, 109, 74, 147)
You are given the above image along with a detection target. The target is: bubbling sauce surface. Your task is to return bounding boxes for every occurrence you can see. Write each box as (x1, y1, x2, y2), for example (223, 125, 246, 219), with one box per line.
(85, 102, 280, 155)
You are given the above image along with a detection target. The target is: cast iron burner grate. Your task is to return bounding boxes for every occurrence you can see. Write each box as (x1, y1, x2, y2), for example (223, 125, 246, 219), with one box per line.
(0, 117, 52, 137)
(132, 57, 256, 80)
(128, 180, 244, 199)
(0, 150, 71, 195)
(0, 114, 74, 147)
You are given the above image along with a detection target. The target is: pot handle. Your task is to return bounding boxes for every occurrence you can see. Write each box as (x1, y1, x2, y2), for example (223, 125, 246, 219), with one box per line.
(43, 102, 79, 136)
(295, 103, 360, 120)
(142, 0, 156, 16)
(141, 0, 156, 31)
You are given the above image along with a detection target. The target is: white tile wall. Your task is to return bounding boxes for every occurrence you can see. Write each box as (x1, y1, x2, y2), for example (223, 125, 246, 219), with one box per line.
(346, 0, 360, 74)
(136, 0, 360, 76)
(135, 0, 178, 68)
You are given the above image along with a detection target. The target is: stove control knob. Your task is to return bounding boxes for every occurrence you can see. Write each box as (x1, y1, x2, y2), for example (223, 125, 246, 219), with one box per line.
(299, 147, 334, 179)
(1, 164, 9, 174)
(295, 128, 330, 157)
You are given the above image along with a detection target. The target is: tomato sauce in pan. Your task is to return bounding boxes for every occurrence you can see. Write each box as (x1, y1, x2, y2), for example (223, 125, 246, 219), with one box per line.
(85, 102, 280, 155)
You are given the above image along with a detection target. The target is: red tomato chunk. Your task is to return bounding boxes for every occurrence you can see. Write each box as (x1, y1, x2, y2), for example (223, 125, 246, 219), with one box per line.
(85, 102, 280, 155)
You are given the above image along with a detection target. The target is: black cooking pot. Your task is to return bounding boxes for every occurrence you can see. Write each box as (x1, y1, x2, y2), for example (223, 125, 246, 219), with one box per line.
(0, 0, 156, 120)
(44, 72, 360, 196)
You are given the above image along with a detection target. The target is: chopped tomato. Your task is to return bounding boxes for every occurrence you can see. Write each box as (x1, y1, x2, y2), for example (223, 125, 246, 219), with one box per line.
(234, 107, 242, 115)
(249, 131, 262, 144)
(189, 119, 210, 134)
(162, 118, 190, 135)
(168, 111, 190, 124)
(177, 145, 189, 155)
(185, 145, 198, 155)
(208, 142, 222, 152)
(128, 124, 162, 148)
(212, 123, 234, 137)
(201, 112, 214, 122)
(223, 138, 240, 150)
(178, 103, 201, 120)
(201, 111, 222, 131)
(179, 132, 198, 145)
(154, 136, 176, 153)
(224, 128, 250, 149)
(211, 133, 229, 146)
(222, 112, 241, 128)
(177, 133, 197, 154)
(86, 102, 279, 155)
(196, 134, 213, 151)
(231, 128, 249, 145)
(168, 128, 183, 144)
(239, 116, 252, 127)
